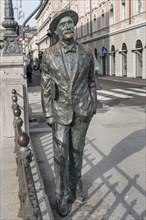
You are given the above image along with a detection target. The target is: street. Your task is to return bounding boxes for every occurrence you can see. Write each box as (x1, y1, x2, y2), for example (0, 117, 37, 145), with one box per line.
(28, 76, 146, 220)
(98, 77, 146, 107)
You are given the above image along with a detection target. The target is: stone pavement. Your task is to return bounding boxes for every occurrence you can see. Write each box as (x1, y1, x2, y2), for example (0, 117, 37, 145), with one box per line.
(0, 72, 145, 220)
(0, 69, 53, 220)
(0, 137, 21, 220)
(28, 74, 146, 219)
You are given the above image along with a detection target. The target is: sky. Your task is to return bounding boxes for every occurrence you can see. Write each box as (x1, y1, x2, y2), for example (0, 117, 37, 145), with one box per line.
(12, 0, 41, 27)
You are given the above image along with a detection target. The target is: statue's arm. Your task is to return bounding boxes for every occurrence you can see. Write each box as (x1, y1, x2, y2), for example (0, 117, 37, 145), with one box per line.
(41, 51, 54, 124)
(88, 52, 97, 112)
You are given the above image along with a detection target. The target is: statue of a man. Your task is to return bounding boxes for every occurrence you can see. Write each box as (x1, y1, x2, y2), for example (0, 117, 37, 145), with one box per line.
(41, 9, 97, 217)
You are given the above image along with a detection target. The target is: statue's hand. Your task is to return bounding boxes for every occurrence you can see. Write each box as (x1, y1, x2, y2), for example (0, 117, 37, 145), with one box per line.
(46, 117, 54, 127)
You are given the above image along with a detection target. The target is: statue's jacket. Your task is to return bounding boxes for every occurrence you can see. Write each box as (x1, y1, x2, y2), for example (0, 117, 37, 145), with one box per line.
(41, 41, 97, 125)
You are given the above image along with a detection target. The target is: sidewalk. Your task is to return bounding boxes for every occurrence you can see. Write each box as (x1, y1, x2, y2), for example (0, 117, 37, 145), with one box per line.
(0, 69, 49, 220)
(28, 75, 146, 219)
(0, 73, 145, 219)
(0, 133, 21, 219)
(0, 138, 21, 220)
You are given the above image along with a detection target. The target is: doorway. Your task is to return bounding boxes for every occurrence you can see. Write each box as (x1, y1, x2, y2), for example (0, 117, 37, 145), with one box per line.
(111, 45, 116, 76)
(135, 40, 143, 78)
(122, 43, 127, 77)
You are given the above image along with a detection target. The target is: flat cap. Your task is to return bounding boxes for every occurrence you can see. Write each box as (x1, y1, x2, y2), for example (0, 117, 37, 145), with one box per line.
(50, 9, 78, 33)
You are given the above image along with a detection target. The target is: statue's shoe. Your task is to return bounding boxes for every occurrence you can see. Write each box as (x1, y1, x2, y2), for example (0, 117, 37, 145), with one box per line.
(76, 190, 86, 203)
(68, 192, 76, 203)
(57, 200, 68, 217)
(69, 189, 86, 203)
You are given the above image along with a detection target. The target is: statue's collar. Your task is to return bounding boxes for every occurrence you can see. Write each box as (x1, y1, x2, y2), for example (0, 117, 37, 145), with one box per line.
(59, 40, 77, 48)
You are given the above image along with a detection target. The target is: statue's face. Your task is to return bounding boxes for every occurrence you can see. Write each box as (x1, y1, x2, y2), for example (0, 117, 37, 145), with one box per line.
(56, 16, 74, 40)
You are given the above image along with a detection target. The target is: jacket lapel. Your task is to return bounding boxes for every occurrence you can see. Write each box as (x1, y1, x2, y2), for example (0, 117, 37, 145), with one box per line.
(53, 43, 70, 81)
(52, 42, 87, 84)
(72, 43, 87, 84)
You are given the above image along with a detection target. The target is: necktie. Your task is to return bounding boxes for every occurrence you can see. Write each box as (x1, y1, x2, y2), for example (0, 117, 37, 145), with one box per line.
(64, 45, 76, 53)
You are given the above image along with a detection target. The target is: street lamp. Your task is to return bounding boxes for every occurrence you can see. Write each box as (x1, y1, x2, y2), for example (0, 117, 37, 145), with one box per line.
(2, 0, 20, 55)
(21, 0, 44, 77)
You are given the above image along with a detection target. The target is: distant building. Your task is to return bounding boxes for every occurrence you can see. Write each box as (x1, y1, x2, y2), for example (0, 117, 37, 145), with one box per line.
(35, 0, 146, 79)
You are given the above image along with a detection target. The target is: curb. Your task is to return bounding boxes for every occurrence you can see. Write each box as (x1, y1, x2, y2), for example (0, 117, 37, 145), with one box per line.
(98, 76, 146, 85)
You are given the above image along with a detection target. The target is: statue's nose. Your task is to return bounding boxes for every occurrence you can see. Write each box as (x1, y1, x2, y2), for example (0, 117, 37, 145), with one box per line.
(65, 22, 70, 29)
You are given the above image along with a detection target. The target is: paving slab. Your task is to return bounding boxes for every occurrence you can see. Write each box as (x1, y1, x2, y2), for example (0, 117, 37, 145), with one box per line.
(0, 137, 21, 220)
(28, 84, 146, 220)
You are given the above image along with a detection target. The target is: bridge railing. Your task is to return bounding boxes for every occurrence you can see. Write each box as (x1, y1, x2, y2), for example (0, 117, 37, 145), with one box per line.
(11, 89, 42, 220)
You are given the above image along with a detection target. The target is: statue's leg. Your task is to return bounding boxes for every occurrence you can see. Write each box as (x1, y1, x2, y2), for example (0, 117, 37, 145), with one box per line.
(52, 123, 70, 202)
(69, 115, 92, 201)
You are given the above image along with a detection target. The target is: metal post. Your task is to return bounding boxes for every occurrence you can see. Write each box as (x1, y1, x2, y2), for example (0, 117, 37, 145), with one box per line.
(11, 89, 42, 220)
(22, 0, 44, 57)
(2, 0, 20, 55)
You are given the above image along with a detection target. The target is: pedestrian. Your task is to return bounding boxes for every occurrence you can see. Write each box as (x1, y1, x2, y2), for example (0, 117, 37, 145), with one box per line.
(41, 9, 97, 217)
(26, 62, 32, 83)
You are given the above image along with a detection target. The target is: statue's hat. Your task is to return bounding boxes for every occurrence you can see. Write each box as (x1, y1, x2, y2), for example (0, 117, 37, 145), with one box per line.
(50, 9, 78, 33)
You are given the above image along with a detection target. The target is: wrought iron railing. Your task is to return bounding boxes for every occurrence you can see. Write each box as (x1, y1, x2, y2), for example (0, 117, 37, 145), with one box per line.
(11, 89, 42, 220)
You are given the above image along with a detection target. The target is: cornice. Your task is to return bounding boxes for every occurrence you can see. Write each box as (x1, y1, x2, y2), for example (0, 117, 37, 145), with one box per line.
(78, 21, 146, 44)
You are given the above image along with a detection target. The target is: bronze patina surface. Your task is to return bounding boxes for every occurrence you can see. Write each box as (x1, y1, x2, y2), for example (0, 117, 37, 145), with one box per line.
(41, 9, 97, 217)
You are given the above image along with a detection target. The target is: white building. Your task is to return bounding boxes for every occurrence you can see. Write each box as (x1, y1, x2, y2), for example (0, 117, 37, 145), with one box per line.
(34, 0, 146, 79)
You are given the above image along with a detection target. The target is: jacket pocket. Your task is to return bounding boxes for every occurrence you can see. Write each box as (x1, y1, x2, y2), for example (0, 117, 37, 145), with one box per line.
(51, 82, 59, 100)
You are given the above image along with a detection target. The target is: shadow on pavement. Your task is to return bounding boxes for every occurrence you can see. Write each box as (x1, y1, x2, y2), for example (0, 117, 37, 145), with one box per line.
(83, 128, 146, 220)
(30, 128, 146, 220)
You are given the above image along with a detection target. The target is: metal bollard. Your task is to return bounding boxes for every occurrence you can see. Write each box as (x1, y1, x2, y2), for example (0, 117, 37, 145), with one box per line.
(11, 89, 42, 220)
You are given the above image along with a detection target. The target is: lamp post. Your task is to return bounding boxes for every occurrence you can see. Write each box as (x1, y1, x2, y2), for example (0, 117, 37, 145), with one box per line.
(21, 0, 44, 78)
(22, 0, 44, 56)
(2, 0, 20, 55)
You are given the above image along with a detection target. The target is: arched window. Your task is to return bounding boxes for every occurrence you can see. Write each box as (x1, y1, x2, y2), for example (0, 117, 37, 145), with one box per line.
(122, 43, 127, 51)
(101, 9, 105, 28)
(135, 0, 142, 14)
(93, 14, 97, 32)
(136, 39, 143, 50)
(121, 43, 127, 76)
(111, 45, 115, 53)
(135, 40, 143, 77)
(121, 0, 126, 20)
(138, 0, 142, 13)
(81, 22, 83, 37)
(110, 45, 116, 76)
(110, 3, 114, 25)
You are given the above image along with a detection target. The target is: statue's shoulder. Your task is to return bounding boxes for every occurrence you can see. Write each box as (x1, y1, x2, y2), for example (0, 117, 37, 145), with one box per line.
(79, 43, 93, 55)
(44, 44, 58, 54)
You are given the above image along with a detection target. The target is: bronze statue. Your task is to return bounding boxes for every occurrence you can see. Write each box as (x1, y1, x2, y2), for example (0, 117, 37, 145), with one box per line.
(41, 9, 97, 217)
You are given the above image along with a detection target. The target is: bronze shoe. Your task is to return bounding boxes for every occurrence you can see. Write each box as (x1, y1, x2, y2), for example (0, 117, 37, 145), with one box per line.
(76, 190, 86, 203)
(57, 200, 68, 217)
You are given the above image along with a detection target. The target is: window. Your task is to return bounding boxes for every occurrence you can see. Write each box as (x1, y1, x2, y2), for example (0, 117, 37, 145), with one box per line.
(87, 18, 90, 35)
(137, 0, 142, 14)
(121, 0, 125, 5)
(93, 14, 97, 32)
(134, 0, 142, 15)
(81, 22, 83, 37)
(101, 8, 106, 28)
(121, 0, 126, 20)
(110, 3, 114, 25)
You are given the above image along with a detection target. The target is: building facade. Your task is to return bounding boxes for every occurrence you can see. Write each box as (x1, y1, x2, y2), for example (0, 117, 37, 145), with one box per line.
(35, 0, 146, 79)
(0, 0, 5, 46)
